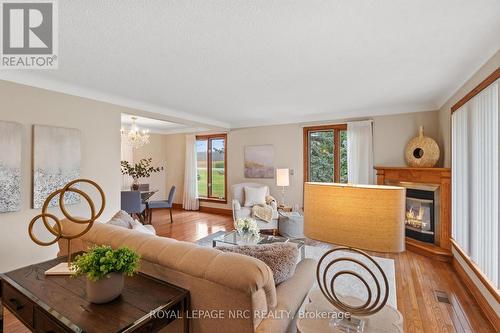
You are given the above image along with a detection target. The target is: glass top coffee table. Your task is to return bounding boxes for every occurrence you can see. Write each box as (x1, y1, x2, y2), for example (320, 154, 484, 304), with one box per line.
(212, 231, 306, 260)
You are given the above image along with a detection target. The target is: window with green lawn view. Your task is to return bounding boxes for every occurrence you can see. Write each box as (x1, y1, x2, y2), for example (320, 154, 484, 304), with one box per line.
(196, 134, 226, 200)
(304, 125, 348, 183)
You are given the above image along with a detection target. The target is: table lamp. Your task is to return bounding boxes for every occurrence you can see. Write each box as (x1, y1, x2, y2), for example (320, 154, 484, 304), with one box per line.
(304, 182, 405, 332)
(276, 168, 290, 206)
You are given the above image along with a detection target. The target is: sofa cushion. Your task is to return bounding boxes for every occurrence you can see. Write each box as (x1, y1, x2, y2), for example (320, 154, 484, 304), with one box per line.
(255, 258, 317, 333)
(107, 210, 135, 229)
(130, 219, 156, 235)
(244, 186, 267, 207)
(232, 183, 270, 205)
(234, 206, 252, 219)
(216, 243, 299, 284)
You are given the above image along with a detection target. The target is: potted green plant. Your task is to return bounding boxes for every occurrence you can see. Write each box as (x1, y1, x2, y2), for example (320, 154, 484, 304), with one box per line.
(72, 245, 140, 304)
(120, 158, 163, 190)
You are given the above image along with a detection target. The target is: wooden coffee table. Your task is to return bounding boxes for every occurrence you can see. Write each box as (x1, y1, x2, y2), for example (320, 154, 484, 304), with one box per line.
(1, 255, 190, 333)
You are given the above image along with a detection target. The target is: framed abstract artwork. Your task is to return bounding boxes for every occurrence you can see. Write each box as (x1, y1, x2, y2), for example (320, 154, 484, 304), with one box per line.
(33, 125, 81, 208)
(244, 145, 274, 178)
(0, 121, 22, 213)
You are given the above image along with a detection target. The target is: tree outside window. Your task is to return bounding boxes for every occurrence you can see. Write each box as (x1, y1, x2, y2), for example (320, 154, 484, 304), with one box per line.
(304, 125, 348, 183)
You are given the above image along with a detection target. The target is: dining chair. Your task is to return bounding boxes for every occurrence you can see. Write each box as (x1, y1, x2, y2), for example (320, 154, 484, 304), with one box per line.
(148, 186, 176, 224)
(121, 191, 147, 222)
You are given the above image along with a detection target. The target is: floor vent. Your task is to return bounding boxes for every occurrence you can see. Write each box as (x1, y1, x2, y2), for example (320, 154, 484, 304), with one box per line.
(435, 290, 451, 304)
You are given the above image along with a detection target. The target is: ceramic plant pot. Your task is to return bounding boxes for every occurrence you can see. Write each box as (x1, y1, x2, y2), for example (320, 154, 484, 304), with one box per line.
(86, 272, 124, 304)
(131, 179, 140, 191)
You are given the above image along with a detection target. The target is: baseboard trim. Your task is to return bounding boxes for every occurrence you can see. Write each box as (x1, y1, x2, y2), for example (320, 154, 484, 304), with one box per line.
(199, 206, 233, 216)
(405, 237, 452, 262)
(171, 203, 233, 216)
(452, 257, 500, 331)
(451, 240, 500, 303)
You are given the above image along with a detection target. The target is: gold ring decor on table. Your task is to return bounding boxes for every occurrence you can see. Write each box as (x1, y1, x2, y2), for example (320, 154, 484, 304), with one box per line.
(28, 179, 105, 275)
(316, 246, 389, 332)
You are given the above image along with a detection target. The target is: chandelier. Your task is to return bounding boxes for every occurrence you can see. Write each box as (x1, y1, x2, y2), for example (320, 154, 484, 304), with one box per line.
(121, 116, 150, 149)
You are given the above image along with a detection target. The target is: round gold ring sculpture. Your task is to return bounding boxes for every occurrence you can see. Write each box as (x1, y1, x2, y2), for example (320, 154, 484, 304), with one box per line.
(316, 247, 389, 316)
(29, 179, 106, 267)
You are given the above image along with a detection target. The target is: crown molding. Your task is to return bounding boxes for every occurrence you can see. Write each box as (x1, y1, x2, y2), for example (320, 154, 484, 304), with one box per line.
(0, 72, 231, 130)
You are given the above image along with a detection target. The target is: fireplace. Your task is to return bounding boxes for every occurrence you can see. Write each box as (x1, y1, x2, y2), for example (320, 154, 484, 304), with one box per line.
(375, 167, 451, 261)
(388, 182, 440, 245)
(405, 188, 435, 243)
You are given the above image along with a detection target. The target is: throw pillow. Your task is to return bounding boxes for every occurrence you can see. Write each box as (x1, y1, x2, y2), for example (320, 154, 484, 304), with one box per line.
(244, 186, 267, 207)
(107, 210, 135, 229)
(216, 243, 299, 284)
(130, 219, 156, 235)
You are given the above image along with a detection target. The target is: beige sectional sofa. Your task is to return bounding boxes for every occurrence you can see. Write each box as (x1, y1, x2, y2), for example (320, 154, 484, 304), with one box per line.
(57, 220, 316, 333)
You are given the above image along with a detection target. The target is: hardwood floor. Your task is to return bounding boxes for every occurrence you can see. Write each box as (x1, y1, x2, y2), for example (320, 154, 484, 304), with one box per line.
(3, 208, 494, 332)
(2, 307, 29, 333)
(151, 208, 234, 242)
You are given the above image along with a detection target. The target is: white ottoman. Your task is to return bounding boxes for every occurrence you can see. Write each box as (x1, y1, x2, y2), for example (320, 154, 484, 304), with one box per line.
(278, 212, 304, 238)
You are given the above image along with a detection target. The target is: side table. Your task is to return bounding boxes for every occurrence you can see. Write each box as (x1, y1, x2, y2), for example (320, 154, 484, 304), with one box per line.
(1, 255, 190, 333)
(278, 211, 304, 238)
(297, 289, 403, 333)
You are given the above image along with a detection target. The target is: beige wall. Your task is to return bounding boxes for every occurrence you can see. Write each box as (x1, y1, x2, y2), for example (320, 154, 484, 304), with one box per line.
(0, 80, 124, 272)
(438, 50, 500, 167)
(154, 110, 440, 210)
(373, 111, 439, 166)
(132, 133, 185, 204)
(163, 134, 186, 204)
(133, 134, 168, 200)
(225, 124, 304, 209)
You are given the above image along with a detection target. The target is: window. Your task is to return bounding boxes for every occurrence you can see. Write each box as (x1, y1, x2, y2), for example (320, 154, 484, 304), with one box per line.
(452, 78, 499, 289)
(303, 124, 348, 183)
(196, 134, 227, 202)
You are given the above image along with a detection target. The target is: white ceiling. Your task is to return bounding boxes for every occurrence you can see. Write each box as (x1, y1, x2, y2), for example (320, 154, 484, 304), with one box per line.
(120, 114, 206, 135)
(1, 0, 499, 129)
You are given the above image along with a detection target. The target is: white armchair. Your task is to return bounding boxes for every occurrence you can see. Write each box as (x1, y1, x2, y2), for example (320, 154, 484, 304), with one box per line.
(231, 183, 278, 230)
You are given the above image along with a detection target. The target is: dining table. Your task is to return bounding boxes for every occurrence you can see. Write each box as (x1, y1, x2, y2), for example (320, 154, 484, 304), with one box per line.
(139, 189, 158, 223)
(140, 189, 158, 203)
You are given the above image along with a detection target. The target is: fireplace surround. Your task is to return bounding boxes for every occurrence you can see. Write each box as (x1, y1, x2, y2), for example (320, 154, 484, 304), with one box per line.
(375, 166, 451, 262)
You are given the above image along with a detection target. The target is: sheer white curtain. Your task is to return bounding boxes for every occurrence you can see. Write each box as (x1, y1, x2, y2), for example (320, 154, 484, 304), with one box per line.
(347, 120, 374, 184)
(183, 134, 199, 210)
(451, 104, 469, 253)
(120, 139, 133, 190)
(452, 80, 499, 288)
